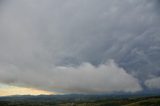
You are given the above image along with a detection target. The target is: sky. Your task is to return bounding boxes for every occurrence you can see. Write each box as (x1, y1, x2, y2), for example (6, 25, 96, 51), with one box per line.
(0, 83, 53, 96)
(0, 0, 160, 96)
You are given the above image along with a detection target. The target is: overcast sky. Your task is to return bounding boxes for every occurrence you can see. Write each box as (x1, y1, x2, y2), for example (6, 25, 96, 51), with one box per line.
(0, 0, 160, 94)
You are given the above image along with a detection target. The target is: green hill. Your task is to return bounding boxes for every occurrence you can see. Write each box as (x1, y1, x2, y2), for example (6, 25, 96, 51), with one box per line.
(125, 98, 160, 106)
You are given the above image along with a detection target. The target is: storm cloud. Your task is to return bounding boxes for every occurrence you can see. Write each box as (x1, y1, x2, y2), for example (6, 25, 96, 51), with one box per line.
(0, 0, 159, 93)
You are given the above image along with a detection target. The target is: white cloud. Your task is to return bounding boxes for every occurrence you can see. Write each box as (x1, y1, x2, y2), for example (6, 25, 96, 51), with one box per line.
(0, 60, 142, 93)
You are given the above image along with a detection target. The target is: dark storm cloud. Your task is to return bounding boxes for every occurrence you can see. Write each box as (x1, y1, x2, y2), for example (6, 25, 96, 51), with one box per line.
(0, 0, 159, 93)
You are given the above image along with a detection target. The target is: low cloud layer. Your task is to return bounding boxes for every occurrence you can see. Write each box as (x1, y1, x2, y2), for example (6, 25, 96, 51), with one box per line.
(0, 0, 159, 93)
(0, 60, 142, 93)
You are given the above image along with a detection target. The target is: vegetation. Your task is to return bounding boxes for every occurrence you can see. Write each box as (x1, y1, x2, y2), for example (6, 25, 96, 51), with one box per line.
(0, 95, 159, 106)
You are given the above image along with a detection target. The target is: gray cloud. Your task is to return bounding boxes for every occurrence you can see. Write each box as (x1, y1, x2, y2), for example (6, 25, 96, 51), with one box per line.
(0, 0, 159, 93)
(145, 77, 160, 89)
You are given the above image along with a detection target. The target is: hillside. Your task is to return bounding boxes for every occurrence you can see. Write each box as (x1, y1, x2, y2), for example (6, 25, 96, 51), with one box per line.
(0, 95, 160, 106)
